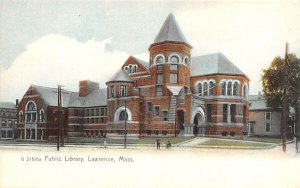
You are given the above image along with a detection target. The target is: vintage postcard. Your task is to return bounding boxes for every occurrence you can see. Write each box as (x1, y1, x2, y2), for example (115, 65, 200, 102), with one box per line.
(0, 1, 299, 188)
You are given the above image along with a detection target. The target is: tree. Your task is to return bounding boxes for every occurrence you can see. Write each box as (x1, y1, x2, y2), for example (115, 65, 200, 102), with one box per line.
(262, 54, 300, 138)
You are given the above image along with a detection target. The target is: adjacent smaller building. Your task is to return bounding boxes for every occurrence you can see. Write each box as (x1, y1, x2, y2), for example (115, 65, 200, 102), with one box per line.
(0, 102, 17, 139)
(248, 92, 282, 137)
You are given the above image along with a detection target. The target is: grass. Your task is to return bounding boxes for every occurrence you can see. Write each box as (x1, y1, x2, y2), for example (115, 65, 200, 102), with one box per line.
(198, 139, 272, 147)
(65, 136, 195, 145)
(241, 137, 293, 144)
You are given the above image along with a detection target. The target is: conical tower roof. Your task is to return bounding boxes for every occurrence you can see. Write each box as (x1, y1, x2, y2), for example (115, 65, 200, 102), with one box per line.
(150, 13, 191, 48)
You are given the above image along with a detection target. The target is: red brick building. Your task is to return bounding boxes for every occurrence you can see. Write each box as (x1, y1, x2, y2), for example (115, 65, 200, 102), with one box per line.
(106, 13, 250, 137)
(17, 13, 250, 140)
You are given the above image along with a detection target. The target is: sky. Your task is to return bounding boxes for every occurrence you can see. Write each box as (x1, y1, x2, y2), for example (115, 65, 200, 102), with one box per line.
(1, 1, 300, 102)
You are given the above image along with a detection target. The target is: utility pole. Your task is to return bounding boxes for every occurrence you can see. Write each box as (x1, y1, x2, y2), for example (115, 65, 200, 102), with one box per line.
(282, 43, 289, 152)
(124, 100, 127, 149)
(59, 86, 64, 147)
(57, 85, 61, 151)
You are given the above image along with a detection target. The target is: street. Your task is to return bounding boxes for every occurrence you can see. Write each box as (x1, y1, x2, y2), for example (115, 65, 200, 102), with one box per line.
(0, 141, 299, 188)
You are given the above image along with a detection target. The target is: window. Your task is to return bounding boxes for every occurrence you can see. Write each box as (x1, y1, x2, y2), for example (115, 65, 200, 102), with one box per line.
(230, 104, 236, 123)
(223, 104, 228, 123)
(133, 65, 137, 73)
(74, 109, 79, 116)
(265, 122, 271, 132)
(227, 82, 232, 95)
(170, 56, 179, 64)
(111, 86, 115, 98)
(170, 64, 178, 71)
(26, 102, 36, 111)
(124, 67, 128, 72)
(156, 56, 163, 64)
(119, 111, 128, 121)
(243, 85, 248, 98)
(129, 65, 133, 73)
(265, 112, 271, 120)
(91, 109, 94, 116)
(155, 106, 160, 116)
(203, 82, 208, 96)
(147, 102, 152, 112)
(96, 108, 100, 116)
(156, 86, 162, 96)
(163, 111, 168, 121)
(100, 108, 105, 116)
(170, 74, 177, 84)
(1, 120, 6, 126)
(100, 117, 104, 123)
(207, 104, 212, 122)
(120, 85, 127, 97)
(184, 57, 189, 66)
(198, 83, 202, 95)
(221, 82, 226, 95)
(209, 81, 214, 96)
(233, 82, 238, 96)
(85, 109, 89, 116)
(1, 111, 5, 116)
(157, 74, 163, 85)
(157, 65, 163, 72)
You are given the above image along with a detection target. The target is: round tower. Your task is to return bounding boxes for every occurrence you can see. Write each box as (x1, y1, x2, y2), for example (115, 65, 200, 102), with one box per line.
(148, 13, 192, 96)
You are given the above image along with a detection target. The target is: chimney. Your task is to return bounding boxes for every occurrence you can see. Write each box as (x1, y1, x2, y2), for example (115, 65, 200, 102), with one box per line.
(258, 91, 262, 99)
(79, 80, 99, 97)
(16, 99, 19, 107)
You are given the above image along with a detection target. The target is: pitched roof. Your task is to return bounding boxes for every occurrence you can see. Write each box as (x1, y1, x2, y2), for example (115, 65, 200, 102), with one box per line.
(0, 102, 16, 109)
(32, 85, 73, 107)
(191, 53, 247, 78)
(248, 95, 273, 111)
(68, 88, 107, 107)
(151, 13, 190, 47)
(107, 69, 133, 83)
(133, 57, 149, 72)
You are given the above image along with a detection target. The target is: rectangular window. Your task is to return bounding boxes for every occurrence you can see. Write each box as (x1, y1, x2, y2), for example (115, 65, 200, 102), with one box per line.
(265, 122, 271, 132)
(155, 106, 160, 116)
(1, 120, 6, 126)
(223, 104, 228, 123)
(26, 113, 31, 122)
(96, 108, 100, 116)
(265, 112, 271, 120)
(170, 64, 178, 71)
(111, 86, 115, 98)
(91, 109, 95, 116)
(95, 118, 99, 123)
(157, 65, 163, 73)
(157, 74, 163, 85)
(100, 108, 104, 116)
(207, 104, 212, 122)
(230, 104, 236, 123)
(170, 74, 178, 84)
(100, 117, 104, 123)
(120, 85, 127, 97)
(156, 86, 162, 96)
(163, 111, 168, 121)
(85, 109, 89, 116)
(147, 102, 152, 112)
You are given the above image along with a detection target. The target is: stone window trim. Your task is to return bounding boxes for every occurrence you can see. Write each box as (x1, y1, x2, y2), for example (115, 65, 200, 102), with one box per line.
(168, 53, 181, 64)
(183, 56, 190, 66)
(120, 85, 127, 97)
(242, 84, 249, 99)
(114, 106, 132, 122)
(39, 109, 45, 122)
(25, 101, 37, 123)
(195, 79, 216, 96)
(19, 111, 24, 123)
(219, 79, 241, 96)
(1, 120, 6, 126)
(163, 111, 168, 121)
(154, 54, 166, 64)
(124, 64, 138, 73)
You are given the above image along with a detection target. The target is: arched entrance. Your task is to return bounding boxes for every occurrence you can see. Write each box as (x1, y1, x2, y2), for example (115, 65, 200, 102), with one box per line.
(191, 106, 206, 136)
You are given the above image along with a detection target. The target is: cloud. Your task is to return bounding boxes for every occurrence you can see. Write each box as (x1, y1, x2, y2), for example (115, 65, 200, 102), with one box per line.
(0, 34, 129, 102)
(175, 2, 300, 94)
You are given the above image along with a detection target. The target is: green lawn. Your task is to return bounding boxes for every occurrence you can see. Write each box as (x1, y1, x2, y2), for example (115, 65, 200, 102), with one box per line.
(198, 139, 272, 147)
(241, 137, 292, 144)
(65, 136, 195, 145)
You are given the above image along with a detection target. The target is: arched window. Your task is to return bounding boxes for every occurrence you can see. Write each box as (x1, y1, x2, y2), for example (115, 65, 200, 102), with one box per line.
(156, 56, 163, 64)
(170, 56, 179, 64)
(198, 83, 202, 96)
(203, 82, 208, 96)
(133, 65, 137, 73)
(243, 85, 248, 98)
(233, 82, 238, 96)
(19, 111, 24, 123)
(124, 67, 128, 72)
(184, 57, 189, 66)
(119, 111, 128, 121)
(129, 65, 132, 73)
(25, 101, 37, 123)
(39, 109, 45, 122)
(209, 81, 214, 96)
(221, 82, 226, 95)
(227, 82, 232, 96)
